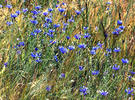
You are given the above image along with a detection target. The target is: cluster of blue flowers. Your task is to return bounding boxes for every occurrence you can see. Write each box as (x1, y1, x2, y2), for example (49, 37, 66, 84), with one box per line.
(112, 20, 125, 35)
(80, 86, 88, 95)
(90, 42, 103, 55)
(125, 88, 134, 95)
(13, 42, 25, 55)
(31, 48, 42, 63)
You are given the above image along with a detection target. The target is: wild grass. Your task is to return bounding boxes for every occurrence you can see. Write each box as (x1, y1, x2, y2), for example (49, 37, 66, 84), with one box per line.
(0, 0, 135, 99)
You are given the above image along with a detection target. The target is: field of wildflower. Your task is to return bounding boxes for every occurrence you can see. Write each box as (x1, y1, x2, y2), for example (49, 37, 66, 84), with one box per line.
(0, 0, 135, 99)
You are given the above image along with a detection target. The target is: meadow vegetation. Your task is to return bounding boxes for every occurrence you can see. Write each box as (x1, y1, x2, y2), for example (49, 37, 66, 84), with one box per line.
(0, 0, 135, 99)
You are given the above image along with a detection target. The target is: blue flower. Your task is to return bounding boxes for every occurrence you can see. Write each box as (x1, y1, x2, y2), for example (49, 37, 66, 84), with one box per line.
(84, 27, 88, 30)
(56, 5, 59, 8)
(34, 29, 41, 33)
(0, 4, 3, 8)
(11, 14, 18, 18)
(115, 28, 122, 33)
(62, 27, 66, 33)
(47, 33, 54, 38)
(48, 8, 53, 12)
(17, 44, 21, 47)
(4, 62, 8, 67)
(58, 8, 66, 13)
(31, 10, 39, 15)
(54, 55, 58, 62)
(75, 10, 81, 15)
(53, 24, 60, 28)
(112, 31, 119, 35)
(74, 34, 81, 40)
(119, 26, 125, 30)
(80, 86, 88, 95)
(43, 23, 50, 28)
(16, 10, 21, 15)
(92, 70, 99, 75)
(31, 52, 42, 62)
(113, 47, 121, 53)
(125, 88, 134, 94)
(106, 2, 112, 4)
(22, 8, 28, 13)
(112, 64, 120, 71)
(35, 48, 38, 51)
(32, 15, 37, 19)
(107, 7, 109, 10)
(97, 42, 103, 48)
(106, 48, 112, 53)
(78, 44, 86, 49)
(117, 20, 122, 25)
(66, 36, 70, 40)
(67, 19, 73, 23)
(104, 53, 109, 56)
(35, 6, 41, 10)
(81, 7, 85, 12)
(60, 73, 65, 78)
(13, 45, 18, 49)
(31, 52, 36, 58)
(36, 52, 42, 57)
(90, 50, 96, 55)
(129, 71, 135, 75)
(30, 32, 36, 36)
(59, 46, 68, 54)
(35, 59, 41, 62)
(43, 12, 48, 16)
(63, 22, 69, 27)
(67, 17, 74, 23)
(49, 13, 53, 17)
(48, 29, 55, 33)
(35, 58, 42, 62)
(16, 50, 21, 55)
(100, 90, 108, 96)
(63, 14, 66, 17)
(46, 86, 51, 91)
(128, 76, 132, 80)
(30, 20, 38, 25)
(68, 46, 75, 50)
(6, 4, 12, 9)
(62, 2, 66, 5)
(84, 33, 91, 38)
(92, 46, 99, 51)
(79, 66, 83, 71)
(19, 42, 25, 46)
(121, 58, 129, 64)
(6, 21, 13, 26)
(45, 17, 52, 23)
